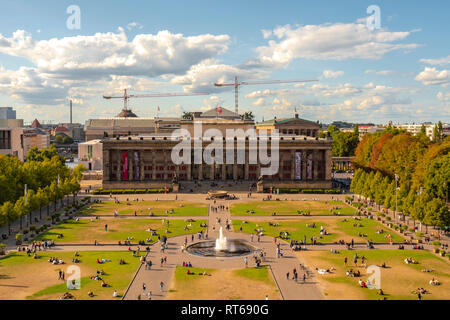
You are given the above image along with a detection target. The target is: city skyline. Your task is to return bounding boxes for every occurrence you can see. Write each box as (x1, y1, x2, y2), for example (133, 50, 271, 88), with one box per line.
(0, 0, 449, 124)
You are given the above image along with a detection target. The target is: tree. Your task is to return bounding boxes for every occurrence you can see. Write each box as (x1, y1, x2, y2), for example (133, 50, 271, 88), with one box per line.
(0, 202, 17, 235)
(182, 112, 193, 120)
(13, 198, 28, 231)
(62, 136, 73, 144)
(241, 111, 254, 121)
(36, 188, 48, 220)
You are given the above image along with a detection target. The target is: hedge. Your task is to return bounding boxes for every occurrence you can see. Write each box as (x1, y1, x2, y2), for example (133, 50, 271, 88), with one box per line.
(263, 188, 341, 194)
(92, 188, 171, 195)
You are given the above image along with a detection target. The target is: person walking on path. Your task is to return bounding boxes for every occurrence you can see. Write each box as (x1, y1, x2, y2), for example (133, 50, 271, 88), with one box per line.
(148, 291, 152, 300)
(160, 281, 164, 292)
(244, 257, 248, 268)
(142, 283, 146, 293)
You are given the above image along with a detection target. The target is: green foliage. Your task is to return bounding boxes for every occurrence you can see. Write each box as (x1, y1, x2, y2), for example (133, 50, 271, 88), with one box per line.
(350, 132, 449, 228)
(328, 126, 359, 156)
(0, 147, 85, 228)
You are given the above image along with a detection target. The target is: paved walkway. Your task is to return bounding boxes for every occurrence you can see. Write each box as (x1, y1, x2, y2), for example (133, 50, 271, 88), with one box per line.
(123, 201, 324, 300)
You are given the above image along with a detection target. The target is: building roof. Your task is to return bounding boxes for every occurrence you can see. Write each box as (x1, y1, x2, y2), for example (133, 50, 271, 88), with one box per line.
(54, 125, 70, 132)
(257, 116, 319, 127)
(30, 118, 42, 128)
(199, 107, 240, 120)
(116, 109, 138, 118)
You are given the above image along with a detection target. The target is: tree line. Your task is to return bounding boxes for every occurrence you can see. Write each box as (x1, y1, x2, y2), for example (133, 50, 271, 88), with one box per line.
(351, 125, 449, 228)
(0, 146, 85, 234)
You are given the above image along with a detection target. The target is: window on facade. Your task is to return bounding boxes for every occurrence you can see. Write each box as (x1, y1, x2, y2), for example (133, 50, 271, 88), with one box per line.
(0, 131, 11, 149)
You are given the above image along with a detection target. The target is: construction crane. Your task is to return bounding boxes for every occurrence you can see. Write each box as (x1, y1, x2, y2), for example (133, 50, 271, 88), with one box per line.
(103, 89, 209, 117)
(214, 76, 318, 114)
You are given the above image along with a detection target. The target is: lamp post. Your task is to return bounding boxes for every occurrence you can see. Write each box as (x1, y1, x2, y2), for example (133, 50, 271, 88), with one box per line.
(394, 174, 399, 222)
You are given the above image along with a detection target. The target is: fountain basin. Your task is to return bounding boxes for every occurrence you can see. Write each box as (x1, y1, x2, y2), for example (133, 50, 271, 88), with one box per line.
(186, 240, 255, 258)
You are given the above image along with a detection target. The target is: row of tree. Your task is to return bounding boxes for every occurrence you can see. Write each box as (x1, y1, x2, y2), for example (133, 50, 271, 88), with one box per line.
(351, 126, 449, 228)
(0, 146, 85, 234)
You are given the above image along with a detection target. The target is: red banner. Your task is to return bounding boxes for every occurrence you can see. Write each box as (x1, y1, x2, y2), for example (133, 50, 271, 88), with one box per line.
(122, 152, 129, 180)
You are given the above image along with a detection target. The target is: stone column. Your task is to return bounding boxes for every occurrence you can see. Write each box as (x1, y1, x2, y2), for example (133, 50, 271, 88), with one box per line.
(102, 149, 110, 181)
(301, 151, 307, 181)
(244, 148, 249, 180)
(290, 150, 295, 180)
(325, 149, 332, 181)
(222, 162, 226, 181)
(313, 150, 319, 181)
(210, 163, 215, 181)
(199, 163, 203, 181)
(233, 151, 238, 181)
(152, 150, 156, 180)
(187, 162, 192, 181)
(140, 150, 145, 181)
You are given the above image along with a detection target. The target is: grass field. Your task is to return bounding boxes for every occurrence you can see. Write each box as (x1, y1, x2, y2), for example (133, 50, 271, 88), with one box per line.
(79, 200, 208, 216)
(167, 266, 280, 300)
(0, 251, 143, 300)
(300, 250, 450, 300)
(230, 200, 356, 216)
(232, 217, 405, 243)
(34, 218, 207, 244)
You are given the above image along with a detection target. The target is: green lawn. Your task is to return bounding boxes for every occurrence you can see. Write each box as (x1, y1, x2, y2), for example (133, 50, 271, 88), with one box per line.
(232, 219, 338, 243)
(0, 251, 143, 300)
(233, 217, 405, 243)
(302, 249, 450, 300)
(230, 200, 356, 216)
(79, 200, 208, 216)
(233, 266, 274, 285)
(335, 218, 405, 243)
(167, 266, 280, 300)
(34, 218, 207, 244)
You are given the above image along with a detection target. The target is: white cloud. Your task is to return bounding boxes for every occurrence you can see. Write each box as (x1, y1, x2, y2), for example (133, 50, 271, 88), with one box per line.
(246, 23, 420, 68)
(415, 67, 450, 86)
(365, 69, 396, 76)
(170, 59, 267, 93)
(0, 29, 230, 79)
(322, 70, 344, 79)
(127, 22, 144, 31)
(420, 55, 450, 66)
(437, 91, 450, 101)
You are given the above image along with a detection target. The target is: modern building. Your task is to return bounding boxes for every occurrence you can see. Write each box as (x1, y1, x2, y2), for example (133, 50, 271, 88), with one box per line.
(100, 108, 333, 192)
(0, 117, 50, 161)
(393, 123, 435, 140)
(78, 139, 103, 171)
(0, 107, 16, 119)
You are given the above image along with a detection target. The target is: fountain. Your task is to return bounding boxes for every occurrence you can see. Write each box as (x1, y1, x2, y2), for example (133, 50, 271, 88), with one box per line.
(186, 227, 255, 258)
(215, 227, 228, 251)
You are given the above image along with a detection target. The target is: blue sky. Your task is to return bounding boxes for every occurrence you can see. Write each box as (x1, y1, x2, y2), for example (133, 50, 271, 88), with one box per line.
(0, 0, 448, 124)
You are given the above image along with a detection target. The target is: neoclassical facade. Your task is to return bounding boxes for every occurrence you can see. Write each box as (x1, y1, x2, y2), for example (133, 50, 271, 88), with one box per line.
(99, 108, 333, 192)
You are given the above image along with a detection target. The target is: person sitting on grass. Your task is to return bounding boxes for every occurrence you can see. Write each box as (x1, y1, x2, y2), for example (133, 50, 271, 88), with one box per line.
(429, 278, 441, 286)
(358, 279, 367, 288)
(119, 258, 125, 265)
(60, 292, 74, 300)
(101, 280, 110, 287)
(88, 291, 94, 298)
